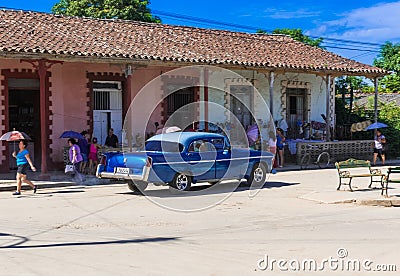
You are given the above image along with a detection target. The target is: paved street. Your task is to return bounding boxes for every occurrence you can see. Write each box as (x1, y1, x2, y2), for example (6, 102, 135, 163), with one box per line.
(1, 168, 399, 275)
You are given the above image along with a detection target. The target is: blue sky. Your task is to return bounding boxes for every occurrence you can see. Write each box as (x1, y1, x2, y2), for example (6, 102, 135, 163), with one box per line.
(1, 0, 399, 65)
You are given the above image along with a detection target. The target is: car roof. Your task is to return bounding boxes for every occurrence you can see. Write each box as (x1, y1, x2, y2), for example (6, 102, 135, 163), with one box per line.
(146, 132, 225, 144)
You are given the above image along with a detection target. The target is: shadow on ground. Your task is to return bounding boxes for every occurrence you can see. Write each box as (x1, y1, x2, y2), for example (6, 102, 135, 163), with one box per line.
(0, 232, 179, 249)
(117, 180, 300, 198)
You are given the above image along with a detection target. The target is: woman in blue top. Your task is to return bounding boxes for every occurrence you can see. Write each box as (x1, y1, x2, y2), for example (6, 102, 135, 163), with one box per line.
(12, 140, 37, 195)
(276, 128, 286, 168)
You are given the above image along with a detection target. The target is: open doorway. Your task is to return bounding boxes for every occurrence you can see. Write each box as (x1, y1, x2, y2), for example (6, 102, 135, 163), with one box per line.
(286, 88, 307, 139)
(92, 81, 122, 146)
(229, 85, 254, 144)
(8, 88, 40, 169)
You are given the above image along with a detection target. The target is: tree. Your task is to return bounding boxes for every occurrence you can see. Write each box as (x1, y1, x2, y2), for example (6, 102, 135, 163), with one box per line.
(52, 0, 161, 23)
(335, 76, 369, 123)
(373, 41, 400, 92)
(257, 28, 323, 48)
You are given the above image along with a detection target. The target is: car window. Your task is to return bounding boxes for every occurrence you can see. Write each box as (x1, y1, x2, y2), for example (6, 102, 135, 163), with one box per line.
(211, 138, 224, 150)
(189, 140, 213, 152)
(145, 141, 183, 152)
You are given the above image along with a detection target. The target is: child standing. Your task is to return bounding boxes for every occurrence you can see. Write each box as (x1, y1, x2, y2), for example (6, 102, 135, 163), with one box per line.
(88, 137, 101, 174)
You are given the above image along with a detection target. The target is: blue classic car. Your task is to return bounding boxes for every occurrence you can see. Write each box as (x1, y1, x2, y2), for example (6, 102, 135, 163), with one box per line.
(96, 132, 274, 192)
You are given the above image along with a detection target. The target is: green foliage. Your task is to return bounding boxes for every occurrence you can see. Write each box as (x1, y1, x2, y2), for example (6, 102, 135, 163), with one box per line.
(335, 76, 369, 93)
(374, 42, 400, 72)
(52, 0, 161, 23)
(337, 96, 400, 157)
(380, 74, 400, 92)
(273, 28, 323, 48)
(376, 102, 400, 157)
(256, 28, 324, 48)
(373, 41, 400, 92)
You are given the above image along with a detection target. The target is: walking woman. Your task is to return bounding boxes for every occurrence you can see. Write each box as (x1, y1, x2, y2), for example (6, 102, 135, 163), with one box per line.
(68, 138, 84, 182)
(12, 140, 37, 195)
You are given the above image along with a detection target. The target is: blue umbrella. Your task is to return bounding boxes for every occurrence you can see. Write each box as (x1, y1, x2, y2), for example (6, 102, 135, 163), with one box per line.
(364, 122, 388, 131)
(60, 130, 84, 139)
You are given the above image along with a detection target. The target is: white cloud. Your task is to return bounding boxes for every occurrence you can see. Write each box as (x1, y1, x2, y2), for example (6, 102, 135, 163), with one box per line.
(262, 8, 320, 19)
(312, 1, 400, 42)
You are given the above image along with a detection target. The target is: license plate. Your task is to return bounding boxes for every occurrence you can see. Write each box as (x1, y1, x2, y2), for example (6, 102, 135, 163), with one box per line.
(116, 167, 130, 174)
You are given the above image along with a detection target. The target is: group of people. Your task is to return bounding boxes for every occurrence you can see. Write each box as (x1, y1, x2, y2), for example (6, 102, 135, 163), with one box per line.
(272, 128, 388, 168)
(10, 125, 388, 195)
(68, 128, 119, 181)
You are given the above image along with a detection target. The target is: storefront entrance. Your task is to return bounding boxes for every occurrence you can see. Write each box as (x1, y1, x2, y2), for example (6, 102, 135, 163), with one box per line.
(7, 78, 40, 169)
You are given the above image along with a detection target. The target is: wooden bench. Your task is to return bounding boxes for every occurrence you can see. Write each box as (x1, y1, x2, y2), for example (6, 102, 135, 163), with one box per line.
(384, 167, 400, 197)
(335, 158, 385, 192)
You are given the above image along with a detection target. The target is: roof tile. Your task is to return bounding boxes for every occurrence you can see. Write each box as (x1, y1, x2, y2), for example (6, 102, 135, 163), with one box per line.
(0, 9, 386, 75)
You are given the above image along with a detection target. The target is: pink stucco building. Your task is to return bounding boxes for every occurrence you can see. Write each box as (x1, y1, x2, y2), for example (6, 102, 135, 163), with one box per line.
(0, 10, 386, 175)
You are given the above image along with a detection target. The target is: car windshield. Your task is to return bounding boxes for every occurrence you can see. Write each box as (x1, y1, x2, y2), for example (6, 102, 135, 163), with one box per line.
(145, 141, 184, 152)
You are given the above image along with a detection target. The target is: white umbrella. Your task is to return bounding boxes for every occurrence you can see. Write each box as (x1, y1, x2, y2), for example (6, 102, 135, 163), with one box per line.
(156, 126, 181, 134)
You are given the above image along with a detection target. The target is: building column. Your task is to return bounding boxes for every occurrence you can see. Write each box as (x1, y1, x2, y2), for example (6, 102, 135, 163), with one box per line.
(124, 65, 133, 151)
(204, 67, 209, 132)
(269, 71, 275, 117)
(374, 77, 378, 124)
(21, 59, 62, 179)
(325, 75, 332, 141)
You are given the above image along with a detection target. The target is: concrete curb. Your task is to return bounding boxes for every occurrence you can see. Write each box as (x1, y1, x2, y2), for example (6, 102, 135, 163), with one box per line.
(356, 198, 400, 207)
(299, 190, 400, 207)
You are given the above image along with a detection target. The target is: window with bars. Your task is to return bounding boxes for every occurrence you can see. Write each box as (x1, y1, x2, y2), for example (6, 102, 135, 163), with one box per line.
(166, 87, 195, 115)
(93, 81, 122, 111)
(94, 91, 110, 110)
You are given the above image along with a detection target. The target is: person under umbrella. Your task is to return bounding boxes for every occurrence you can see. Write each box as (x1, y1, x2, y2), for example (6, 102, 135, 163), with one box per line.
(12, 140, 37, 196)
(68, 138, 84, 183)
(0, 129, 31, 152)
(373, 129, 387, 166)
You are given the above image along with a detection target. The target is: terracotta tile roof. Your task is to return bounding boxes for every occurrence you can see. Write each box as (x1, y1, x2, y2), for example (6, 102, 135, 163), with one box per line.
(0, 9, 386, 76)
(355, 93, 400, 106)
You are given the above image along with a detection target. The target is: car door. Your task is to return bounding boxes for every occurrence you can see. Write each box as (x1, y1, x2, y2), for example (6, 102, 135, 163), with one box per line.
(214, 138, 244, 180)
(184, 139, 217, 181)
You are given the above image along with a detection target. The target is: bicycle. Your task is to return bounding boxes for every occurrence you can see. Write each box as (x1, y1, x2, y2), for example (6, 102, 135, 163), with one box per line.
(300, 144, 331, 169)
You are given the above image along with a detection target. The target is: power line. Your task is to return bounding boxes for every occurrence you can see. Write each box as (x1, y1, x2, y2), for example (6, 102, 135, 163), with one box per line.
(322, 45, 380, 53)
(151, 9, 385, 51)
(0, 6, 386, 53)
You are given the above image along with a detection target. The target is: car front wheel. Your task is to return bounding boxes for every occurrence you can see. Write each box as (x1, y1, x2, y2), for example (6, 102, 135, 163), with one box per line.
(127, 180, 148, 194)
(247, 163, 267, 186)
(171, 173, 192, 191)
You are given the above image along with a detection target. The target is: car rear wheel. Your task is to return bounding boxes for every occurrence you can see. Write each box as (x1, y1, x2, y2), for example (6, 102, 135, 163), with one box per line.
(171, 173, 192, 191)
(247, 163, 267, 186)
(127, 180, 148, 194)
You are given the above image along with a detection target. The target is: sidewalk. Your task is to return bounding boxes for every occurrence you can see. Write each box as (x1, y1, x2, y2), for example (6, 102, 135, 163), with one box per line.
(1, 160, 399, 207)
(0, 170, 113, 192)
(272, 158, 400, 207)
